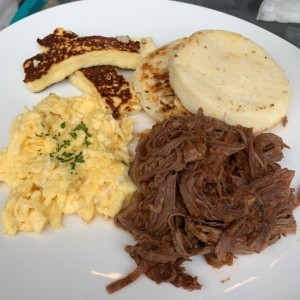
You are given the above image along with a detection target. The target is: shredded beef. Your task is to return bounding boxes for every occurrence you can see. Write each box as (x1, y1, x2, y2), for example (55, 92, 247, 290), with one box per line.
(106, 109, 298, 293)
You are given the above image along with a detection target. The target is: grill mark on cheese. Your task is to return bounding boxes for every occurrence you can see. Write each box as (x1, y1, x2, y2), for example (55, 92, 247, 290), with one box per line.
(68, 65, 141, 118)
(23, 29, 141, 83)
(80, 66, 134, 119)
(22, 28, 156, 92)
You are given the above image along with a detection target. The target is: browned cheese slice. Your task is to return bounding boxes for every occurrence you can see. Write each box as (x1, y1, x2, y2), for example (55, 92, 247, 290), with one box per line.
(23, 28, 156, 92)
(69, 65, 141, 119)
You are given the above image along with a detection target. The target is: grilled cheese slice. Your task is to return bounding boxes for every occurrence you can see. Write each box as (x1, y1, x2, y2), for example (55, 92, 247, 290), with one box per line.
(69, 65, 141, 119)
(23, 28, 156, 92)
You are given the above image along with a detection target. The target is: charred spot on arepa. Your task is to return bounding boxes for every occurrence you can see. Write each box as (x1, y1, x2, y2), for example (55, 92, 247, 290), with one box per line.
(132, 37, 189, 122)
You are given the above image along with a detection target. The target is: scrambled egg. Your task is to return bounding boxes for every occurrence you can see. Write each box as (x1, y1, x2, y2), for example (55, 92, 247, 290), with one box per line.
(0, 93, 136, 235)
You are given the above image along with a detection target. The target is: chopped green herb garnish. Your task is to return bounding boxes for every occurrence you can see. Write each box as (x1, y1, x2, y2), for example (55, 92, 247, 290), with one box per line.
(62, 151, 74, 158)
(35, 132, 51, 137)
(75, 152, 84, 163)
(56, 156, 74, 163)
(84, 136, 92, 147)
(70, 122, 92, 147)
(46, 122, 91, 171)
(70, 152, 85, 170)
(51, 140, 71, 156)
(70, 132, 77, 139)
(73, 122, 91, 137)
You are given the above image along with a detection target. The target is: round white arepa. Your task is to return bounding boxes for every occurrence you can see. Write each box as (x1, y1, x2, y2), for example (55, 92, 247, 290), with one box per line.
(168, 30, 291, 132)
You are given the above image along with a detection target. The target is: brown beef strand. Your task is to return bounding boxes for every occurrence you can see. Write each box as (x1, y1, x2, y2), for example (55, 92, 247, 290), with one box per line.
(106, 108, 297, 293)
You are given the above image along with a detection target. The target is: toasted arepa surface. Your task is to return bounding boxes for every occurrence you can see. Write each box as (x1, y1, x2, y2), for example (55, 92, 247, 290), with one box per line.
(169, 30, 291, 132)
(132, 38, 190, 122)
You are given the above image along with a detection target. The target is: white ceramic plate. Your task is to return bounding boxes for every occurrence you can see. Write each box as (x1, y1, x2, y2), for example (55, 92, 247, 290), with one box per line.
(0, 0, 300, 299)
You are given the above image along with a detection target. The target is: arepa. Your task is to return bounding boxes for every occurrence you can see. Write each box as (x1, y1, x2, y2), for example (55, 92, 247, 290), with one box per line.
(169, 30, 291, 132)
(132, 38, 190, 122)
